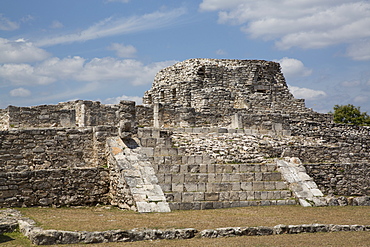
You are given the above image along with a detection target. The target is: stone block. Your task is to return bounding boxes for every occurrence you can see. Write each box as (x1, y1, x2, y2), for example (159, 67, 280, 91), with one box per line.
(169, 164, 180, 173)
(261, 191, 268, 200)
(254, 173, 263, 181)
(198, 174, 208, 183)
(158, 165, 171, 174)
(193, 192, 205, 201)
(206, 183, 217, 192)
(254, 165, 261, 172)
(197, 183, 206, 192)
(310, 189, 323, 197)
(260, 200, 272, 206)
(172, 183, 184, 192)
(207, 164, 216, 173)
(180, 202, 194, 210)
(221, 174, 230, 182)
(184, 183, 197, 192)
(264, 181, 276, 190)
(188, 165, 200, 173)
(161, 184, 172, 192)
(180, 165, 188, 173)
(199, 164, 207, 173)
(240, 182, 253, 191)
(275, 181, 287, 190)
(231, 182, 241, 191)
(182, 192, 194, 203)
(172, 192, 182, 202)
(195, 156, 203, 164)
(205, 192, 219, 201)
(169, 202, 180, 210)
(219, 192, 230, 201)
(253, 181, 264, 190)
(254, 191, 261, 200)
(229, 174, 240, 182)
(141, 147, 154, 157)
(224, 165, 234, 173)
(164, 174, 172, 184)
(171, 174, 184, 183)
(238, 192, 247, 201)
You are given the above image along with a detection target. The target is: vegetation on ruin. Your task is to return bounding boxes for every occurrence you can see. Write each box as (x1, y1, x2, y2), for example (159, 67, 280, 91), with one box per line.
(332, 104, 370, 126)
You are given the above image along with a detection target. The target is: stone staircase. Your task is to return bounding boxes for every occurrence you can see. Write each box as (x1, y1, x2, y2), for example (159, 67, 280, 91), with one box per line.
(138, 128, 297, 210)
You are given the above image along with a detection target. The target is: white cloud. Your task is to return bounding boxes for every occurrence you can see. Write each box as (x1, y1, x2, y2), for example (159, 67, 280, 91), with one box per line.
(199, 1, 370, 54)
(0, 14, 19, 31)
(346, 39, 370, 61)
(0, 38, 51, 63)
(9, 88, 31, 97)
(341, 80, 361, 87)
(0, 55, 177, 87)
(354, 95, 369, 103)
(289, 85, 327, 100)
(276, 57, 312, 78)
(108, 43, 137, 58)
(76, 58, 177, 85)
(215, 49, 227, 55)
(103, 95, 142, 105)
(0, 63, 55, 85)
(50, 20, 64, 29)
(35, 8, 186, 47)
(37, 56, 86, 79)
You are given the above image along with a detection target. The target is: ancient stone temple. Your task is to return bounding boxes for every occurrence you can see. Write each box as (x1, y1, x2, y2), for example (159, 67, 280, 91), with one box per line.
(143, 59, 305, 114)
(0, 59, 369, 213)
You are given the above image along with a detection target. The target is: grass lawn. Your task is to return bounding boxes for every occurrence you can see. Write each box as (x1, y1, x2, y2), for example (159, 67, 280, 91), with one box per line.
(1, 205, 369, 246)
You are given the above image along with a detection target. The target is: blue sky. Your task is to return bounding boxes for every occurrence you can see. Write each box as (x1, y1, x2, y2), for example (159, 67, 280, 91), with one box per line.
(1, 0, 370, 113)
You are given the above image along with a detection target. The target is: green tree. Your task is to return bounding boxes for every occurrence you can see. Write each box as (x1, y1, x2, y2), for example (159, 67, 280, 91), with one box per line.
(332, 104, 370, 126)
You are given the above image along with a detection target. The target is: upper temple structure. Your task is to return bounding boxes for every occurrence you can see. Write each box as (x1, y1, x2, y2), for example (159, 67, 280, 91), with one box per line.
(0, 58, 369, 213)
(144, 58, 304, 114)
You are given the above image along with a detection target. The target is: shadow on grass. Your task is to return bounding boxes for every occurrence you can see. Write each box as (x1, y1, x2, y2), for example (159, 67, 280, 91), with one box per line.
(0, 234, 15, 243)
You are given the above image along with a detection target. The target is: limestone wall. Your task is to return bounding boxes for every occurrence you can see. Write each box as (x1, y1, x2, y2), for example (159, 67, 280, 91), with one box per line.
(0, 126, 117, 173)
(6, 103, 76, 129)
(1, 100, 136, 130)
(304, 163, 369, 196)
(0, 168, 109, 207)
(0, 109, 8, 131)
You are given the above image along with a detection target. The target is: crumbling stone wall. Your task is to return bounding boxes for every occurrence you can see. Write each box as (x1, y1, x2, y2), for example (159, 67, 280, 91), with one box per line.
(143, 59, 309, 117)
(0, 127, 115, 173)
(0, 100, 137, 130)
(304, 163, 370, 196)
(0, 168, 109, 207)
(4, 103, 76, 129)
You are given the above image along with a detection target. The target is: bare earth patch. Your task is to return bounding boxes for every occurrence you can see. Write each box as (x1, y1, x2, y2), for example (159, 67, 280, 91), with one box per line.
(18, 205, 370, 231)
(1, 205, 368, 246)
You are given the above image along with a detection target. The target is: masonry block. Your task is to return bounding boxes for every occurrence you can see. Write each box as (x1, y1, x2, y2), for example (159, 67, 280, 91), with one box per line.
(205, 192, 219, 201)
(184, 183, 197, 192)
(172, 174, 184, 183)
(240, 182, 253, 191)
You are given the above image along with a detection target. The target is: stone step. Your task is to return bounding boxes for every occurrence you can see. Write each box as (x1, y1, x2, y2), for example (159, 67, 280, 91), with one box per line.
(159, 181, 288, 193)
(168, 199, 297, 210)
(153, 163, 278, 174)
(164, 190, 293, 203)
(156, 172, 284, 184)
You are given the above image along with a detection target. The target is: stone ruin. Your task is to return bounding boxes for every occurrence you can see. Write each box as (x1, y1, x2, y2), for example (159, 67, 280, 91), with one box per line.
(0, 58, 369, 213)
